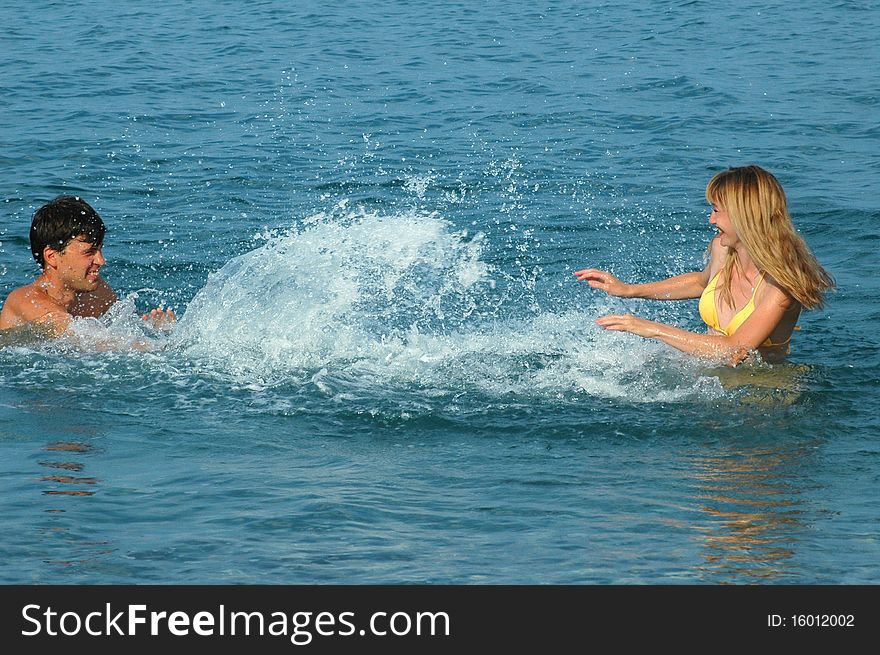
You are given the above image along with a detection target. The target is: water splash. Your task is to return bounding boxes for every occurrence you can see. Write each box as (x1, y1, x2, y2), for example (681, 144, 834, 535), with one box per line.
(0, 209, 729, 405)
(166, 208, 723, 403)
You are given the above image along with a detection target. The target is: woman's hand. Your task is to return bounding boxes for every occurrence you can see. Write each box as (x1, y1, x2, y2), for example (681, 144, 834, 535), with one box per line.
(597, 314, 752, 367)
(595, 314, 660, 338)
(574, 268, 632, 297)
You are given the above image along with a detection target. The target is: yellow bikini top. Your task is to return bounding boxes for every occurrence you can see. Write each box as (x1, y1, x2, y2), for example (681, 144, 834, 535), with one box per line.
(698, 271, 790, 348)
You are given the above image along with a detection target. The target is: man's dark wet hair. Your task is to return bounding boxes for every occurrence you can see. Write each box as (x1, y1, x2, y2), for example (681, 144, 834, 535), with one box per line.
(29, 196, 106, 269)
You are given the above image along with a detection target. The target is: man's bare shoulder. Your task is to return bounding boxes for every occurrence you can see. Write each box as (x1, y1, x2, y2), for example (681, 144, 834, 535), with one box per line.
(0, 283, 69, 332)
(0, 284, 37, 327)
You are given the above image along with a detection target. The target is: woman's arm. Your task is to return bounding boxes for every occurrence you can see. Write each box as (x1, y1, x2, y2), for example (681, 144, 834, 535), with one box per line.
(574, 268, 709, 300)
(596, 283, 794, 365)
(596, 315, 748, 364)
(576, 237, 725, 300)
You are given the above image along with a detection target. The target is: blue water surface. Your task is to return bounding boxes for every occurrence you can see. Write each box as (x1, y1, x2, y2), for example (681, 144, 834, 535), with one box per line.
(1, 0, 878, 584)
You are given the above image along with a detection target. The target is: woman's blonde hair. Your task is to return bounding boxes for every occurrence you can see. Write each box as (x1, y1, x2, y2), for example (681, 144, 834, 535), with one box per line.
(705, 165, 834, 309)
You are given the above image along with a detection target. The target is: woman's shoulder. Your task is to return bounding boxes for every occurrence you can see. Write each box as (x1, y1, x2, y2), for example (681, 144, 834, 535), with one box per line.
(760, 271, 798, 310)
(704, 236, 726, 277)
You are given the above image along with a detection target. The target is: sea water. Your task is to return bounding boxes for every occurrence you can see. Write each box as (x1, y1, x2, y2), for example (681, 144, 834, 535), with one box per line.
(0, 0, 878, 583)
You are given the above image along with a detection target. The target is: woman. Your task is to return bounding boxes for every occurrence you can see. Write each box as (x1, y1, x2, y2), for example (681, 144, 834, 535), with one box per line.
(575, 165, 834, 365)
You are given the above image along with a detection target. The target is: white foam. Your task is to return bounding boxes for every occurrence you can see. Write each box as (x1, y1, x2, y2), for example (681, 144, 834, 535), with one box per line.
(57, 292, 171, 353)
(169, 209, 722, 403)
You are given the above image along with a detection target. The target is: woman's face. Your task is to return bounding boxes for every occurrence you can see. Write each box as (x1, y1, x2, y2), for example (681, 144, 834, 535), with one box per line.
(709, 203, 739, 248)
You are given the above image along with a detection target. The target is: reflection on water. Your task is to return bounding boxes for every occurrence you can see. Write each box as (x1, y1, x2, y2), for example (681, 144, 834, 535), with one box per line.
(41, 442, 97, 498)
(708, 362, 812, 405)
(37, 440, 112, 567)
(688, 443, 818, 582)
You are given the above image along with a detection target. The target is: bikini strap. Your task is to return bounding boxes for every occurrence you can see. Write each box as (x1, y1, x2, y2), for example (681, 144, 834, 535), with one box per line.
(749, 271, 767, 300)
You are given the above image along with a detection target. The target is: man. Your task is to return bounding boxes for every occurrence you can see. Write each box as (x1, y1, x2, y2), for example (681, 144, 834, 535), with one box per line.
(0, 195, 174, 337)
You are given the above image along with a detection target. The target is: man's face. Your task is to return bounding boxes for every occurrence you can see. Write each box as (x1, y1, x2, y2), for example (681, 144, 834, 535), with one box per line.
(52, 236, 106, 292)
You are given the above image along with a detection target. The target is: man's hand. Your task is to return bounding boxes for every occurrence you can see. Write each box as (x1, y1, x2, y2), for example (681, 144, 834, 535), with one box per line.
(141, 308, 177, 329)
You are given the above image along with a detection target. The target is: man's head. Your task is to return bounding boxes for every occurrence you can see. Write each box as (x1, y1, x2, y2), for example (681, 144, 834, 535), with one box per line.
(30, 196, 106, 269)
